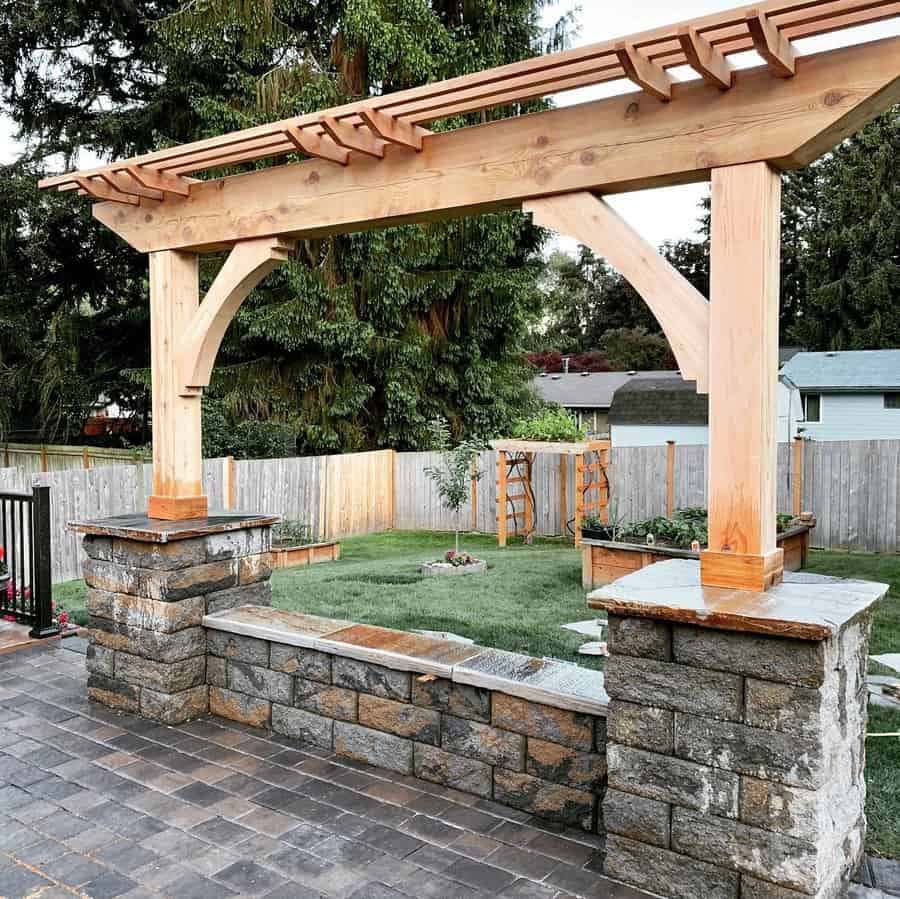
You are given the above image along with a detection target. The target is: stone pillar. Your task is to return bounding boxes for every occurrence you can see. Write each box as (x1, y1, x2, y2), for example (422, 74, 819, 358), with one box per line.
(73, 514, 276, 725)
(588, 560, 887, 899)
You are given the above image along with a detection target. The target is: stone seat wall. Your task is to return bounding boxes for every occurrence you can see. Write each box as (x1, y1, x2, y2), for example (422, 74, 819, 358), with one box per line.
(203, 606, 609, 834)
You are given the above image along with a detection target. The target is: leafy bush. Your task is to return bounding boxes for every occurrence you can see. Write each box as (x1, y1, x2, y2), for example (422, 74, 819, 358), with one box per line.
(202, 397, 297, 460)
(511, 408, 585, 442)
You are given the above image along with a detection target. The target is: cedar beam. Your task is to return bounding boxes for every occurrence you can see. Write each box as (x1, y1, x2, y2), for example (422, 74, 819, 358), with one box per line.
(321, 116, 386, 158)
(615, 42, 674, 101)
(678, 26, 733, 90)
(747, 9, 796, 77)
(96, 171, 164, 202)
(76, 177, 139, 206)
(284, 126, 350, 166)
(123, 166, 192, 197)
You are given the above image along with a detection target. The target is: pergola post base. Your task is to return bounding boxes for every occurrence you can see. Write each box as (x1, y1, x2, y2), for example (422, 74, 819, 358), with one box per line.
(589, 560, 886, 899)
(700, 548, 784, 593)
(148, 494, 209, 521)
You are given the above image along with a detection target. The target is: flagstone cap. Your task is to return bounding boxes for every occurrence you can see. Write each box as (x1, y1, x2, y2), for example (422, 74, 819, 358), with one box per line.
(68, 512, 279, 543)
(204, 605, 608, 716)
(587, 558, 888, 641)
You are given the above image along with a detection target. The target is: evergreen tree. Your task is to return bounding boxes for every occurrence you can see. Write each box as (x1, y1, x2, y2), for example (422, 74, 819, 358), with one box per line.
(792, 108, 900, 350)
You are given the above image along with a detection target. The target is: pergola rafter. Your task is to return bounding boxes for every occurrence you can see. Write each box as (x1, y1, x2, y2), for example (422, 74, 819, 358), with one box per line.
(37, 0, 900, 594)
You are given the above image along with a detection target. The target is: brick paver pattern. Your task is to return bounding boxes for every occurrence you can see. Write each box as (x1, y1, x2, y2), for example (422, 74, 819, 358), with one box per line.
(0, 641, 652, 899)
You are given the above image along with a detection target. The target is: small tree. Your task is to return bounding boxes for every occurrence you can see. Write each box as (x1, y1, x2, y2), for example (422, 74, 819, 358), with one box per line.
(424, 418, 484, 555)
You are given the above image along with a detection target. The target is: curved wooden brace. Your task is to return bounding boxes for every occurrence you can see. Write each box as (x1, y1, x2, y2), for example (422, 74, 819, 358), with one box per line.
(177, 236, 294, 396)
(524, 192, 709, 392)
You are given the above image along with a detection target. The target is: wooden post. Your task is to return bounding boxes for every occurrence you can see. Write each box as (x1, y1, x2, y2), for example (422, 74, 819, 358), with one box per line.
(523, 452, 534, 541)
(574, 451, 585, 547)
(388, 449, 396, 531)
(792, 436, 803, 518)
(222, 456, 236, 511)
(559, 455, 568, 538)
(701, 162, 783, 592)
(666, 440, 676, 518)
(470, 457, 478, 532)
(497, 450, 508, 547)
(40, 445, 48, 473)
(147, 250, 208, 521)
(82, 447, 91, 470)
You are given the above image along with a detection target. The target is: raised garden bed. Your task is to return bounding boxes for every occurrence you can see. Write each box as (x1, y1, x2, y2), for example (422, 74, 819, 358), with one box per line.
(581, 521, 814, 589)
(272, 539, 340, 570)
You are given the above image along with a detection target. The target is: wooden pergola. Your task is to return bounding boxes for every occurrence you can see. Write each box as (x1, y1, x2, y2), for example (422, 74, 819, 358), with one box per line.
(41, 0, 900, 592)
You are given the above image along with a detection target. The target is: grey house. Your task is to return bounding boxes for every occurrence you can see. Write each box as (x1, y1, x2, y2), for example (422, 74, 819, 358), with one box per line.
(531, 371, 682, 435)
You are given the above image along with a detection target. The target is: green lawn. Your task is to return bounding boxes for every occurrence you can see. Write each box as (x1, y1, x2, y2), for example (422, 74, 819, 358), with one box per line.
(54, 532, 900, 857)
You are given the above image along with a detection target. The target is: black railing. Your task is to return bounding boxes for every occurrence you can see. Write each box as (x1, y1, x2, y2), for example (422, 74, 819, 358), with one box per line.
(0, 486, 57, 637)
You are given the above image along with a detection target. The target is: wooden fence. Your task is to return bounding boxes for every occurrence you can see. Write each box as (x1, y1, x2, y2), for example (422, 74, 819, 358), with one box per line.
(5, 438, 898, 584)
(2, 442, 148, 476)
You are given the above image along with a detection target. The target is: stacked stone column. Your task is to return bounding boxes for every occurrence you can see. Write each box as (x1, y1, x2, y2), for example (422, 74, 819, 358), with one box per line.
(603, 614, 872, 899)
(82, 522, 273, 725)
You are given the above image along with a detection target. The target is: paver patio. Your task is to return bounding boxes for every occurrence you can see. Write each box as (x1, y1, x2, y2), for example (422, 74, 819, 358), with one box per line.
(0, 639, 643, 899)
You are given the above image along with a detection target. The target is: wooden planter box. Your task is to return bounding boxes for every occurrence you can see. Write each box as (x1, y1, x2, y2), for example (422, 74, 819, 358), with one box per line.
(581, 524, 813, 590)
(272, 540, 340, 570)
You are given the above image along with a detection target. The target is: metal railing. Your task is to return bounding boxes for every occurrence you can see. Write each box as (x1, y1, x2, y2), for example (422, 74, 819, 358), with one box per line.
(0, 486, 57, 637)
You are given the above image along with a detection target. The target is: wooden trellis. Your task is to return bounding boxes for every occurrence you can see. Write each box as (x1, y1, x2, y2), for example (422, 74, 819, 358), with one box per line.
(493, 440, 610, 547)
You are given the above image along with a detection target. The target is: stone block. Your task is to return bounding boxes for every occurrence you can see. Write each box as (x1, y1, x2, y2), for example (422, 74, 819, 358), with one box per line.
(608, 616, 672, 660)
(270, 644, 331, 682)
(604, 834, 740, 899)
(413, 744, 493, 799)
(671, 807, 819, 894)
(744, 678, 825, 739)
(607, 701, 674, 754)
(441, 715, 524, 768)
(359, 695, 439, 744)
(206, 630, 269, 667)
(492, 694, 593, 750)
(84, 557, 238, 601)
(739, 777, 822, 841)
(89, 619, 206, 663)
(412, 676, 490, 722)
(140, 685, 208, 725)
(493, 769, 595, 831)
(271, 704, 333, 749)
(111, 536, 206, 571)
(594, 716, 607, 750)
(85, 643, 114, 678)
(227, 661, 292, 705)
(672, 625, 825, 688)
(294, 678, 357, 722)
(206, 581, 272, 615)
(83, 535, 113, 561)
(332, 657, 410, 701)
(526, 738, 607, 791)
(605, 655, 743, 722)
(333, 722, 413, 775)
(604, 787, 670, 848)
(239, 552, 274, 585)
(209, 686, 271, 728)
(674, 713, 825, 789)
(87, 673, 140, 713)
(90, 590, 205, 634)
(206, 656, 227, 688)
(115, 653, 206, 693)
(608, 744, 739, 818)
(739, 876, 823, 898)
(206, 527, 270, 561)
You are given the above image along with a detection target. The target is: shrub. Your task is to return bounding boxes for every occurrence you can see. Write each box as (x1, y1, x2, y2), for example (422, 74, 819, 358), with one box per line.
(511, 408, 585, 442)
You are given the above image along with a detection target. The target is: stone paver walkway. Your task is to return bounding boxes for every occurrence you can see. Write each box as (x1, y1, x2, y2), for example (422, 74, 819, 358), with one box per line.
(0, 641, 646, 899)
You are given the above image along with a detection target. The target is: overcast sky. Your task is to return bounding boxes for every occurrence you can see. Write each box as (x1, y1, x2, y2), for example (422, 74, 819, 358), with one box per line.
(2, 2, 896, 249)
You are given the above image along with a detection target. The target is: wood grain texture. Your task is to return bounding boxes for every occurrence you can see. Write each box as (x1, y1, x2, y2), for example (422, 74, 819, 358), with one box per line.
(703, 162, 782, 589)
(90, 39, 900, 253)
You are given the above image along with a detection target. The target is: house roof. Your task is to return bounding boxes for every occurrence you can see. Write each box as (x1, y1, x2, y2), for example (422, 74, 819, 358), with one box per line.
(608, 377, 707, 426)
(780, 350, 900, 391)
(531, 371, 682, 409)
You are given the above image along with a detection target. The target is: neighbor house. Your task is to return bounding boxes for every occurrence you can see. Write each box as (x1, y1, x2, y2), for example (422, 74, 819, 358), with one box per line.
(780, 349, 900, 441)
(530, 370, 681, 436)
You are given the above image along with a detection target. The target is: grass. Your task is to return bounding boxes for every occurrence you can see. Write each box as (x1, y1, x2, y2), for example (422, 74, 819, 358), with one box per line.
(51, 532, 900, 856)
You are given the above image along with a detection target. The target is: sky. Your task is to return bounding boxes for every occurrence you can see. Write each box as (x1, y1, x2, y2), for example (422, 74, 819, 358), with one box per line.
(1, 2, 896, 249)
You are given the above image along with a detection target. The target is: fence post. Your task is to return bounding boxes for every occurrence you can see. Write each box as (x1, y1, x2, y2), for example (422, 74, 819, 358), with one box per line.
(29, 485, 58, 639)
(559, 455, 568, 538)
(40, 445, 48, 472)
(792, 436, 804, 518)
(222, 456, 236, 510)
(470, 457, 478, 532)
(666, 440, 676, 518)
(82, 447, 91, 470)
